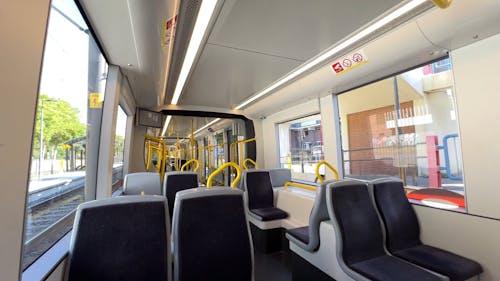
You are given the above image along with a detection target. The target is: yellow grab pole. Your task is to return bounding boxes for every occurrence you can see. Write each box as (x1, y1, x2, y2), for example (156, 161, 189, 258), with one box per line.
(284, 181, 317, 191)
(431, 0, 452, 9)
(315, 161, 339, 183)
(207, 162, 241, 189)
(181, 159, 200, 172)
(242, 158, 258, 170)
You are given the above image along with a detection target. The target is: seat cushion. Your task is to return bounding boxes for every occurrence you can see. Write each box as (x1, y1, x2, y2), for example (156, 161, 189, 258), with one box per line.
(395, 244, 483, 281)
(287, 226, 309, 244)
(250, 207, 288, 221)
(350, 255, 441, 281)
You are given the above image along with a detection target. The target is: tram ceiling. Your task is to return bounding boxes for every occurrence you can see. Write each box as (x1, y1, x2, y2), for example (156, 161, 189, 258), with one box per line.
(79, 0, 404, 110)
(175, 0, 403, 109)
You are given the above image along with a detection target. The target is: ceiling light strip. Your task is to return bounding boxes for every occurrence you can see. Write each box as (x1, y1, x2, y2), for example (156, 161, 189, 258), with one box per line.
(192, 118, 220, 136)
(171, 0, 218, 105)
(161, 115, 172, 136)
(234, 0, 428, 110)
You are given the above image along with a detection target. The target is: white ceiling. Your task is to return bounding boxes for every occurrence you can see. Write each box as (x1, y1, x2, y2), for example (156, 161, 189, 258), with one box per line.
(79, 0, 402, 110)
(77, 0, 500, 134)
(180, 0, 403, 108)
(79, 0, 176, 108)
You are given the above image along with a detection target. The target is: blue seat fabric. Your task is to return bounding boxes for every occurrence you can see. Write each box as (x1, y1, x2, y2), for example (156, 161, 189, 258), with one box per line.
(164, 173, 198, 221)
(246, 171, 288, 221)
(329, 182, 440, 281)
(250, 207, 288, 221)
(395, 245, 483, 281)
(372, 180, 483, 281)
(351, 255, 441, 281)
(67, 198, 169, 281)
(176, 194, 252, 281)
(287, 226, 309, 244)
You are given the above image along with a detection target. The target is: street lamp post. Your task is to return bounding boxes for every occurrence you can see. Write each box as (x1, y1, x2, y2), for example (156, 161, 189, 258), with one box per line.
(38, 98, 55, 179)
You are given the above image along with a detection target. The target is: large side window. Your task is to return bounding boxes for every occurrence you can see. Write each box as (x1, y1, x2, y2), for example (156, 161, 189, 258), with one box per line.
(338, 57, 464, 210)
(112, 106, 127, 191)
(278, 114, 324, 182)
(23, 0, 108, 269)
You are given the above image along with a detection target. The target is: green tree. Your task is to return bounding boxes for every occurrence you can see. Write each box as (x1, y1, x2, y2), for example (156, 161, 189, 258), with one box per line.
(33, 94, 86, 162)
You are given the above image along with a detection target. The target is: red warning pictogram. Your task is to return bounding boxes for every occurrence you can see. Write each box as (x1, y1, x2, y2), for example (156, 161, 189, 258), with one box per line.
(332, 62, 344, 73)
(331, 49, 368, 75)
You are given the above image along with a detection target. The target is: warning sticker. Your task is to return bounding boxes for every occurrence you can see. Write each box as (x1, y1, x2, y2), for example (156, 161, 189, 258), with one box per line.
(331, 50, 368, 75)
(162, 15, 178, 47)
(89, 93, 103, 109)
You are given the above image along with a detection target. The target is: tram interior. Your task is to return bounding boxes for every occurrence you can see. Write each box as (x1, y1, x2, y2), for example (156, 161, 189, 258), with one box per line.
(2, 0, 500, 280)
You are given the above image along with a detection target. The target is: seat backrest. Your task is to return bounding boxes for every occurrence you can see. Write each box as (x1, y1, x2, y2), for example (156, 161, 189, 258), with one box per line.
(237, 170, 247, 191)
(66, 196, 170, 281)
(326, 180, 386, 266)
(172, 187, 253, 281)
(269, 168, 291, 188)
(123, 172, 162, 195)
(163, 171, 199, 221)
(306, 180, 335, 250)
(371, 178, 421, 252)
(244, 170, 274, 210)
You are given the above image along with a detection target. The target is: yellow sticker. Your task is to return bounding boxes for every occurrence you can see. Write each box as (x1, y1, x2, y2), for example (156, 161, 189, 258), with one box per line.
(89, 93, 103, 108)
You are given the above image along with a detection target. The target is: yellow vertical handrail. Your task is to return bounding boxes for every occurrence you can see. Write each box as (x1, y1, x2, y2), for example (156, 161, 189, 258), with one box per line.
(230, 138, 257, 164)
(207, 162, 241, 189)
(144, 135, 167, 183)
(242, 158, 258, 170)
(315, 161, 339, 183)
(181, 159, 200, 172)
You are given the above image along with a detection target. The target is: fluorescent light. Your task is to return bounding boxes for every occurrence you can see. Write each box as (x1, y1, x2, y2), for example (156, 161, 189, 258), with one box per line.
(234, 0, 427, 110)
(161, 115, 172, 136)
(192, 118, 220, 136)
(171, 0, 218, 105)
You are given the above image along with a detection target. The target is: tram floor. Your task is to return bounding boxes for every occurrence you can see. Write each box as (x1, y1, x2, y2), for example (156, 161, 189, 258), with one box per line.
(254, 249, 292, 281)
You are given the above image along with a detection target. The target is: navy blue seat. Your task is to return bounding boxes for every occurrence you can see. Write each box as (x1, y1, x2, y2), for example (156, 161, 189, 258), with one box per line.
(371, 179, 482, 281)
(245, 170, 288, 221)
(163, 171, 198, 222)
(326, 180, 442, 281)
(287, 226, 309, 244)
(66, 196, 170, 281)
(286, 181, 330, 252)
(172, 187, 253, 281)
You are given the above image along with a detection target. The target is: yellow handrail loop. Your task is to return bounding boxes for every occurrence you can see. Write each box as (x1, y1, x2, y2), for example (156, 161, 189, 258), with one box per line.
(207, 162, 241, 189)
(242, 158, 258, 170)
(315, 161, 339, 183)
(230, 138, 256, 164)
(284, 181, 317, 191)
(181, 159, 200, 172)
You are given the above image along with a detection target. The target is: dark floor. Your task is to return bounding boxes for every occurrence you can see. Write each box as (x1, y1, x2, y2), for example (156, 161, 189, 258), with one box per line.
(255, 250, 292, 281)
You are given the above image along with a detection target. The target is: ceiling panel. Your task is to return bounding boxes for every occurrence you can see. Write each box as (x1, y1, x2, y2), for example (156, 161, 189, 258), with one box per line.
(80, 0, 176, 108)
(180, 43, 302, 107)
(208, 0, 403, 61)
(179, 0, 403, 109)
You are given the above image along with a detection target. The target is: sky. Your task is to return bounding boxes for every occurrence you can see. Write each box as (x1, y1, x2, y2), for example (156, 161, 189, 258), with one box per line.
(38, 0, 127, 137)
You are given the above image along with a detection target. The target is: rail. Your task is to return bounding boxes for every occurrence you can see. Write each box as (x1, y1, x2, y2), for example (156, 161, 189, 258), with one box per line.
(207, 162, 241, 188)
(315, 161, 339, 183)
(284, 181, 317, 191)
(230, 138, 256, 164)
(144, 135, 167, 182)
(181, 159, 200, 172)
(28, 166, 123, 209)
(242, 158, 258, 170)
